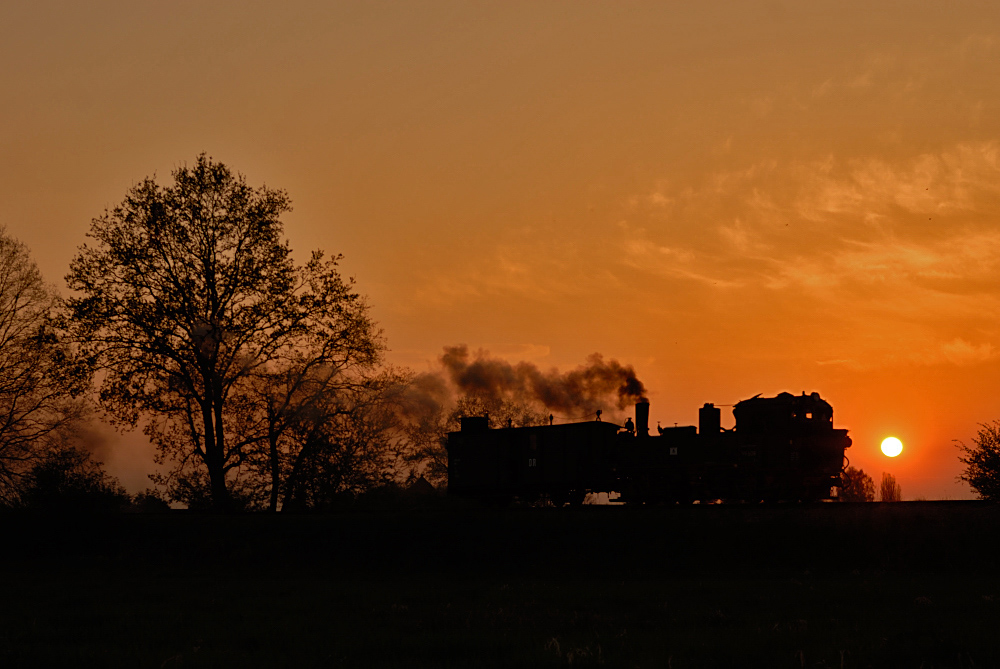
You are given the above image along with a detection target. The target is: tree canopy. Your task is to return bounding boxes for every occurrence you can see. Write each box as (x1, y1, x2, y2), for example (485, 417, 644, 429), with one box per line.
(66, 155, 384, 508)
(18, 446, 131, 512)
(956, 421, 1000, 501)
(839, 466, 875, 502)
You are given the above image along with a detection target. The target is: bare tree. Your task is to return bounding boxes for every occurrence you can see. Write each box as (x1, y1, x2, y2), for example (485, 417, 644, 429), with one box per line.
(66, 155, 382, 508)
(956, 422, 1000, 501)
(395, 373, 452, 487)
(273, 369, 408, 510)
(0, 229, 87, 504)
(839, 466, 875, 502)
(234, 360, 407, 511)
(396, 377, 550, 488)
(879, 472, 902, 502)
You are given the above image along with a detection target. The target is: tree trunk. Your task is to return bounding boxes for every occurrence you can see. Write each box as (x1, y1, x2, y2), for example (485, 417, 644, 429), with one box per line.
(280, 434, 316, 512)
(267, 406, 280, 512)
(202, 392, 230, 510)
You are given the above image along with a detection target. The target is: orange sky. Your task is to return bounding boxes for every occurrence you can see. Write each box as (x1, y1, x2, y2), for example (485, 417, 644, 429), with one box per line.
(3, 2, 1000, 498)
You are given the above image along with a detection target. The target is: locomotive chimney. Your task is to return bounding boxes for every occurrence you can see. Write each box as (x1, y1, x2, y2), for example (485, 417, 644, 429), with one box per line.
(635, 399, 650, 437)
(699, 403, 721, 437)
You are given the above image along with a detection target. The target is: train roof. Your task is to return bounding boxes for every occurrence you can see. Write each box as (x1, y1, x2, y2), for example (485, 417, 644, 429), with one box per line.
(449, 417, 622, 438)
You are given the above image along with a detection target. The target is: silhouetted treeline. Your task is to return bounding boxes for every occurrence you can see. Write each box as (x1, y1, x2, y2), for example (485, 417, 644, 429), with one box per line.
(4, 446, 169, 512)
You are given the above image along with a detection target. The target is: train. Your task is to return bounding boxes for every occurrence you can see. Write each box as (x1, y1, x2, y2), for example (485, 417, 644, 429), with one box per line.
(446, 392, 852, 504)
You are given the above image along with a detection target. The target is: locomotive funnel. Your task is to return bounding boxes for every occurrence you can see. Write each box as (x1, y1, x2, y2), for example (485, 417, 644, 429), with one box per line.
(699, 403, 721, 437)
(635, 399, 650, 437)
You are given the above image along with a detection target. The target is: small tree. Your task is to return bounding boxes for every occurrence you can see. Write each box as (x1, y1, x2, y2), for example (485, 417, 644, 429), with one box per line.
(879, 472, 902, 502)
(956, 422, 1000, 500)
(840, 466, 875, 502)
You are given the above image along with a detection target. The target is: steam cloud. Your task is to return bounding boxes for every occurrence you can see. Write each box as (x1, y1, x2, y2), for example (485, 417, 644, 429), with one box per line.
(437, 345, 646, 417)
(59, 418, 116, 460)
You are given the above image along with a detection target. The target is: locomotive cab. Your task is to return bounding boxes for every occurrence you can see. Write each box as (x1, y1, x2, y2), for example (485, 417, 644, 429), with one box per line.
(731, 392, 851, 501)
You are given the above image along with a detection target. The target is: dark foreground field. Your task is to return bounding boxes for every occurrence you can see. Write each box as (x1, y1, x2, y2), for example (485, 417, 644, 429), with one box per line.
(3, 502, 1000, 668)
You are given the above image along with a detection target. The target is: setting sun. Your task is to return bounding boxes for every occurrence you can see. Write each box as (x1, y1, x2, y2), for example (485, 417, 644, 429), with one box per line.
(881, 437, 904, 458)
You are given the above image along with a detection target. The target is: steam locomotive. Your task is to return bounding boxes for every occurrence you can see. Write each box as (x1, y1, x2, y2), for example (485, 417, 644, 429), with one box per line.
(446, 392, 852, 504)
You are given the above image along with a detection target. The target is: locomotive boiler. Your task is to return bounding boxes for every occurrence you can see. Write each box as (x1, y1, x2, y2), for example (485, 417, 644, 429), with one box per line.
(446, 392, 852, 504)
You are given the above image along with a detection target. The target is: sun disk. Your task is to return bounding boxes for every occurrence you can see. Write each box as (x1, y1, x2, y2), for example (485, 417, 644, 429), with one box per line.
(881, 437, 903, 457)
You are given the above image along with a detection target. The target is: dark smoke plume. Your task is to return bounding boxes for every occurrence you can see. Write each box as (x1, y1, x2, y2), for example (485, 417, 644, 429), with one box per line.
(439, 345, 646, 417)
(396, 346, 648, 483)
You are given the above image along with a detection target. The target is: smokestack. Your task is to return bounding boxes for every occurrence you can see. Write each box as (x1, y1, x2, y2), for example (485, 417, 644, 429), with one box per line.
(635, 399, 650, 437)
(699, 403, 721, 438)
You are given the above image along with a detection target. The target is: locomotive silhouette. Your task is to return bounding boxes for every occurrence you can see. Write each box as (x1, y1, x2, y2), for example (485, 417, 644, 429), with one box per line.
(447, 392, 851, 504)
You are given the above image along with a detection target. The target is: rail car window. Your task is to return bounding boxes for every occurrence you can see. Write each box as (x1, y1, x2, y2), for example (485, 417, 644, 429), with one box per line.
(806, 412, 812, 419)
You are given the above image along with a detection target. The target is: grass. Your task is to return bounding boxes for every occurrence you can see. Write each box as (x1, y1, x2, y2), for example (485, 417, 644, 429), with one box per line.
(2, 502, 999, 667)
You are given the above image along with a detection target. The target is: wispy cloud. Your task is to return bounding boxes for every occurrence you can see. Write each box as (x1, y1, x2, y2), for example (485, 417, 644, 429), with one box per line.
(941, 338, 996, 366)
(405, 232, 620, 311)
(619, 142, 1000, 368)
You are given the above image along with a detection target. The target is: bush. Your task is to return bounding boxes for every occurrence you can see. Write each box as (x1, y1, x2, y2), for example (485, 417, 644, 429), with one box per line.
(840, 466, 875, 502)
(128, 488, 172, 513)
(19, 447, 130, 512)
